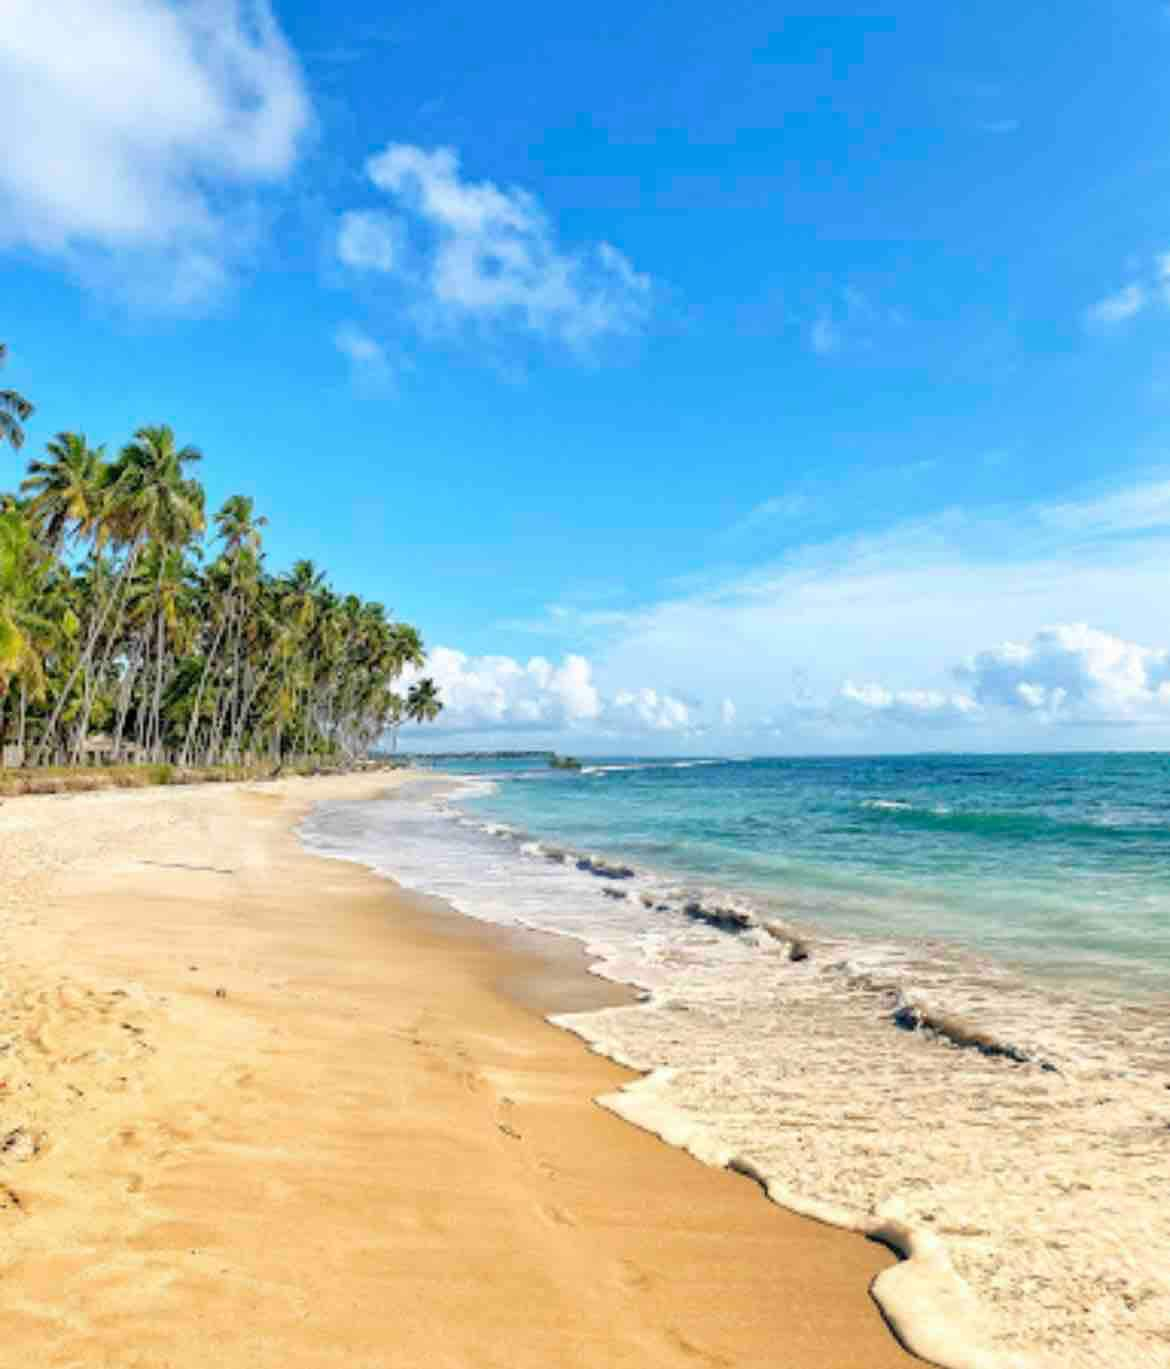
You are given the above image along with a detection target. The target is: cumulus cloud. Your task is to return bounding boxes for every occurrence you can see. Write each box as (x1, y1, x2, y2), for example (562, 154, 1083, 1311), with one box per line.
(0, 0, 311, 308)
(609, 688, 692, 733)
(720, 698, 737, 726)
(401, 646, 694, 738)
(838, 681, 981, 727)
(336, 143, 651, 350)
(827, 625, 1170, 734)
(956, 624, 1170, 724)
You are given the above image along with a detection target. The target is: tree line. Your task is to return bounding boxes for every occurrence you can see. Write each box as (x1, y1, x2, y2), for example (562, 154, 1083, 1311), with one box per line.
(0, 342, 442, 768)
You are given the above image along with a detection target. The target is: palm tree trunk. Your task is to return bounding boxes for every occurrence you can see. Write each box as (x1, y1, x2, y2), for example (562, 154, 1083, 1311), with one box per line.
(33, 541, 141, 766)
(17, 680, 27, 760)
(183, 600, 231, 766)
(150, 558, 167, 761)
(112, 637, 144, 760)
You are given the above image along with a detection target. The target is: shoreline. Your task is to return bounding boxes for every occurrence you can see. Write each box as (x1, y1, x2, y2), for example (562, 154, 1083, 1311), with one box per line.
(0, 771, 914, 1368)
(308, 771, 1170, 1369)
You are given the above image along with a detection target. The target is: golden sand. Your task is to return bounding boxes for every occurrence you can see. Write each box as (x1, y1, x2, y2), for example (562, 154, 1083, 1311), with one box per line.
(0, 774, 914, 1367)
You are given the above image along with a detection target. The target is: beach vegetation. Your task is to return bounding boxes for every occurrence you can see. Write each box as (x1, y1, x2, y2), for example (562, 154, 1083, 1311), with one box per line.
(0, 369, 443, 768)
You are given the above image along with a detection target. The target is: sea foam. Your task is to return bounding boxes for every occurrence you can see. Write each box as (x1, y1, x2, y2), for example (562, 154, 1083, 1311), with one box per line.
(300, 779, 1170, 1369)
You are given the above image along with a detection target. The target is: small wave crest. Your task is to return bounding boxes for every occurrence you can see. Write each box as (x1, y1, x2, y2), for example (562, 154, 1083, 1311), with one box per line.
(580, 758, 727, 777)
(859, 798, 1170, 844)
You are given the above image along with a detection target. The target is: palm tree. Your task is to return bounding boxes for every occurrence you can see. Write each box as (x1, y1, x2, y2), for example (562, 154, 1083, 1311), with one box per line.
(111, 427, 205, 759)
(390, 677, 443, 753)
(0, 511, 52, 752)
(21, 432, 108, 553)
(0, 344, 33, 454)
(33, 425, 203, 763)
(7, 412, 433, 771)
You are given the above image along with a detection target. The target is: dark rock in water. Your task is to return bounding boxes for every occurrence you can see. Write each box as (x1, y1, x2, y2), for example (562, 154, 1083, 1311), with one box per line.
(601, 886, 628, 900)
(576, 856, 635, 880)
(683, 900, 755, 933)
(543, 848, 567, 864)
(890, 998, 1050, 1069)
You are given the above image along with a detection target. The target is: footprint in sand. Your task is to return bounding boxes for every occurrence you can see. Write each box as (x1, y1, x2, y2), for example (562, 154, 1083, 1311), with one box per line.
(496, 1097, 521, 1140)
(660, 1328, 735, 1368)
(615, 1259, 653, 1294)
(537, 1202, 578, 1228)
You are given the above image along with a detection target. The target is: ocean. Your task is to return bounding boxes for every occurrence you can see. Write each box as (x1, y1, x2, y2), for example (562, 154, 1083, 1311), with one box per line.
(300, 753, 1170, 1369)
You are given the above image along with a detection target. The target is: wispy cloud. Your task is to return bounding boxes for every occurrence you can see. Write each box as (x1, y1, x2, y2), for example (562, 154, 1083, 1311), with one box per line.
(335, 143, 652, 356)
(1038, 477, 1170, 535)
(333, 323, 397, 390)
(804, 285, 904, 359)
(728, 493, 820, 539)
(1082, 251, 1170, 331)
(524, 472, 1170, 747)
(0, 0, 311, 311)
(337, 211, 402, 273)
(1085, 282, 1147, 329)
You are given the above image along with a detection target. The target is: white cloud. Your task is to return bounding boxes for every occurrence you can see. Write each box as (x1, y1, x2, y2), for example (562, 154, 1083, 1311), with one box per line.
(549, 471, 1170, 750)
(1038, 478, 1170, 535)
(609, 688, 692, 733)
(0, 0, 311, 308)
(838, 681, 981, 728)
(725, 493, 819, 540)
(720, 698, 737, 726)
(337, 143, 651, 350)
(333, 323, 395, 388)
(401, 647, 696, 740)
(337, 211, 402, 272)
(956, 624, 1170, 724)
(1085, 283, 1146, 328)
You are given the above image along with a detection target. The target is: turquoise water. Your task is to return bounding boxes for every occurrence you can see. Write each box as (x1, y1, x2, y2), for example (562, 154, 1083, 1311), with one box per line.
(304, 755, 1170, 1361)
(425, 752, 1170, 993)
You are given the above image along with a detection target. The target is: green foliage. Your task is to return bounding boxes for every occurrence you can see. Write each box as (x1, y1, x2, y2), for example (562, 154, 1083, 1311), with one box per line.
(0, 368, 445, 767)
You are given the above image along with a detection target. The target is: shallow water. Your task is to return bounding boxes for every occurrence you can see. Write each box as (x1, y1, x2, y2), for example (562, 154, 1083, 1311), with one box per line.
(301, 755, 1170, 1368)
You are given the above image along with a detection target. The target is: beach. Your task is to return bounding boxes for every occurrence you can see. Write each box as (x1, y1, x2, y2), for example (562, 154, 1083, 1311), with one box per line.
(302, 760, 1170, 1369)
(0, 773, 913, 1368)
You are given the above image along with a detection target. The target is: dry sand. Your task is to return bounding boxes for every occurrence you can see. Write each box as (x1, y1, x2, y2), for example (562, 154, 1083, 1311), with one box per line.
(0, 773, 916, 1368)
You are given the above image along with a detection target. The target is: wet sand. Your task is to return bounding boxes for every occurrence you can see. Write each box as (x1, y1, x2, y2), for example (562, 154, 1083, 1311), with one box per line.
(0, 773, 916, 1368)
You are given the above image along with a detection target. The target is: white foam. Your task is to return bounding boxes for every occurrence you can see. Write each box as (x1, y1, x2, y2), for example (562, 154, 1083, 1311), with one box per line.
(299, 786, 1170, 1369)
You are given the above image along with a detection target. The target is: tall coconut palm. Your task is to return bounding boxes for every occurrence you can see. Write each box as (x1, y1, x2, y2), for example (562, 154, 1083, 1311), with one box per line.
(21, 432, 108, 553)
(8, 413, 434, 769)
(0, 511, 52, 750)
(389, 677, 442, 753)
(0, 343, 34, 454)
(34, 425, 203, 763)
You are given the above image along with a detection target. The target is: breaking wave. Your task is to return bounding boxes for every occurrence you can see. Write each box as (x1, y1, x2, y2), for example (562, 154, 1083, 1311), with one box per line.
(300, 771, 1170, 1369)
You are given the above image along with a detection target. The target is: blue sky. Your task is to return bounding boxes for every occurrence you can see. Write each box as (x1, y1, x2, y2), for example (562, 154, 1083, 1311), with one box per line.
(6, 2, 1170, 752)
